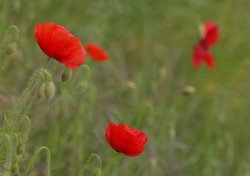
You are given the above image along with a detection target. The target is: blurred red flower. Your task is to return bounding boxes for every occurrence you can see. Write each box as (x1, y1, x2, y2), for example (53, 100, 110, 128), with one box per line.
(105, 123, 147, 157)
(192, 21, 219, 70)
(34, 22, 86, 70)
(193, 43, 214, 70)
(202, 21, 219, 47)
(86, 43, 109, 62)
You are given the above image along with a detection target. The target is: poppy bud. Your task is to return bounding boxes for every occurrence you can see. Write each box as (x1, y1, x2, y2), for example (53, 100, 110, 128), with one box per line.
(61, 68, 72, 82)
(3, 25, 20, 54)
(39, 68, 52, 81)
(77, 81, 88, 94)
(182, 86, 196, 96)
(17, 143, 25, 155)
(45, 81, 56, 100)
(5, 43, 17, 55)
(37, 82, 46, 99)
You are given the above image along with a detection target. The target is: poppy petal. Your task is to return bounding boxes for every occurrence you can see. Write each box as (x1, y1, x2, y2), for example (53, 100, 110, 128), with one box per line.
(105, 123, 147, 157)
(202, 21, 219, 47)
(86, 43, 109, 62)
(192, 44, 204, 69)
(204, 51, 215, 70)
(34, 23, 86, 70)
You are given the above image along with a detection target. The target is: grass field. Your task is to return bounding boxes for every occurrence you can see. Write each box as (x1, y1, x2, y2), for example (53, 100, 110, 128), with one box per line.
(1, 0, 250, 175)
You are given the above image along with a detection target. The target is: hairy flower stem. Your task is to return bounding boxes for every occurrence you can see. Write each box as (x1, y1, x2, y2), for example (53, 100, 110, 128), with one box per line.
(24, 147, 51, 176)
(0, 133, 12, 176)
(21, 115, 30, 142)
(79, 153, 102, 176)
(6, 59, 51, 134)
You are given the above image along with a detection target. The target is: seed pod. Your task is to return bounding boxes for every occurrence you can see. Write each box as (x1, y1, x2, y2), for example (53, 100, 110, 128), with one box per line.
(182, 86, 196, 96)
(61, 68, 72, 82)
(77, 81, 88, 94)
(17, 143, 25, 155)
(37, 82, 46, 99)
(3, 25, 20, 55)
(45, 81, 56, 100)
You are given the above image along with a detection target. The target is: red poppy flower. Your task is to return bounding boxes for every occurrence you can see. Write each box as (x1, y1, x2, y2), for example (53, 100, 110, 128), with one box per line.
(202, 21, 219, 47)
(105, 123, 147, 157)
(86, 43, 109, 62)
(34, 22, 86, 70)
(192, 21, 219, 70)
(192, 43, 214, 70)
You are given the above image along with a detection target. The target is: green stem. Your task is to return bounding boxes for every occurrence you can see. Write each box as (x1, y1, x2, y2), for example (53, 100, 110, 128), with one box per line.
(80, 64, 91, 81)
(22, 115, 30, 142)
(103, 152, 121, 174)
(3, 67, 52, 148)
(79, 153, 102, 176)
(24, 147, 51, 176)
(0, 133, 12, 176)
(8, 61, 51, 119)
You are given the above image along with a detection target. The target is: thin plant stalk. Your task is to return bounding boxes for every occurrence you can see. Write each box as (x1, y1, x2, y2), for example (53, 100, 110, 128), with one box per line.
(24, 147, 51, 176)
(0, 133, 12, 176)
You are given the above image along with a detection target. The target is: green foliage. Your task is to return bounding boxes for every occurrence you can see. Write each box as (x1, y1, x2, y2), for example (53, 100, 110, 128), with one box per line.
(0, 0, 250, 176)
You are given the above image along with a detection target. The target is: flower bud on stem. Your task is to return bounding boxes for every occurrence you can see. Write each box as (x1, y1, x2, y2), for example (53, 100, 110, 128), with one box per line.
(61, 68, 72, 82)
(44, 81, 56, 100)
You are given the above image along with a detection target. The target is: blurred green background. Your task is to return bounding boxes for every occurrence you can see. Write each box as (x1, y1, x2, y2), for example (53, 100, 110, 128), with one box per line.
(1, 0, 250, 175)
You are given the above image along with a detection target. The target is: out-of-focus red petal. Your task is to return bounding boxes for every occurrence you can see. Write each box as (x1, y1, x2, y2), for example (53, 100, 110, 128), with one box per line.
(192, 44, 204, 69)
(202, 21, 219, 47)
(204, 51, 215, 70)
(86, 43, 109, 62)
(192, 43, 215, 70)
(105, 123, 147, 157)
(34, 22, 86, 70)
